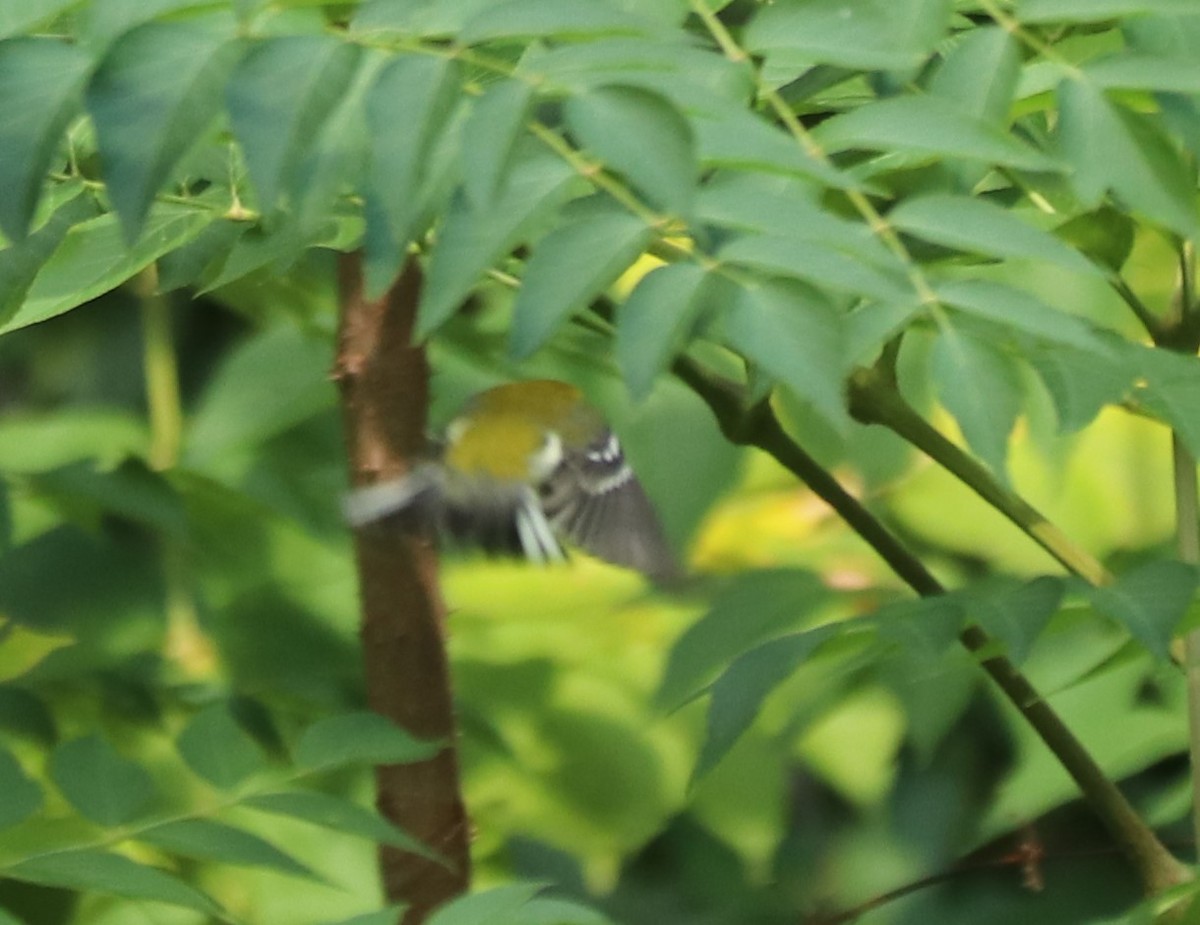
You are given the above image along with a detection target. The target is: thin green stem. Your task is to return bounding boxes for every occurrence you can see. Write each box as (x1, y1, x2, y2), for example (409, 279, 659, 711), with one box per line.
(1171, 435, 1200, 856)
(675, 355, 1190, 894)
(1112, 274, 1167, 342)
(847, 366, 1112, 587)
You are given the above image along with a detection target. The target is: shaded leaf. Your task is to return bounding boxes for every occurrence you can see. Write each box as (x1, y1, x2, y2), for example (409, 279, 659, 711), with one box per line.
(1019, 0, 1198, 23)
(49, 734, 156, 826)
(245, 790, 436, 860)
(0, 747, 42, 831)
(509, 207, 653, 358)
(929, 26, 1019, 125)
(968, 576, 1065, 663)
(0, 37, 90, 241)
(932, 327, 1023, 481)
(138, 818, 320, 881)
(0, 687, 57, 746)
(1136, 347, 1200, 459)
(657, 570, 831, 712)
(427, 883, 544, 925)
(1029, 341, 1131, 432)
(86, 17, 241, 239)
(1053, 206, 1135, 272)
(295, 711, 440, 771)
(8, 849, 222, 915)
(936, 279, 1109, 353)
(30, 458, 188, 537)
(1085, 53, 1200, 94)
(226, 34, 362, 213)
(320, 907, 411, 925)
(459, 0, 666, 43)
(461, 79, 532, 210)
(564, 84, 696, 214)
(176, 702, 268, 790)
(352, 0, 493, 36)
(1085, 560, 1197, 661)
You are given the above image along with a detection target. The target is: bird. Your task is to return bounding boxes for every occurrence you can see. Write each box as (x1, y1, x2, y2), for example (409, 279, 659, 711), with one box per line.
(343, 379, 679, 581)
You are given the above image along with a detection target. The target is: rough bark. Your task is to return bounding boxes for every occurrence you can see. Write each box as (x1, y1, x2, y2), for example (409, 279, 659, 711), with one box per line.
(333, 253, 471, 922)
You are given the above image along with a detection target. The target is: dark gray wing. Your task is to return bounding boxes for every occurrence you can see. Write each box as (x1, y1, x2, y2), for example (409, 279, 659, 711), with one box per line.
(540, 430, 680, 581)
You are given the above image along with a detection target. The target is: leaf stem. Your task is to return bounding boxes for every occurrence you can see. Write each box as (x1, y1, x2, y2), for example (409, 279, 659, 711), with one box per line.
(846, 364, 1112, 587)
(674, 355, 1190, 895)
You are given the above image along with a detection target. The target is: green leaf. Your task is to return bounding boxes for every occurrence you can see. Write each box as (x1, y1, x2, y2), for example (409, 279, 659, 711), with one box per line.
(419, 171, 517, 325)
(49, 734, 156, 826)
(1053, 206, 1135, 272)
(745, 0, 952, 71)
(0, 747, 41, 831)
(1057, 77, 1199, 237)
(363, 54, 463, 295)
(0, 38, 90, 241)
(1018, 0, 1199, 23)
(176, 703, 268, 790)
(351, 0, 493, 37)
(86, 17, 240, 240)
(138, 819, 320, 881)
(0, 191, 100, 327)
(719, 234, 911, 302)
(30, 458, 187, 537)
(1085, 54, 1200, 93)
(2, 203, 213, 335)
(459, 0, 666, 43)
(320, 907, 411, 925)
(935, 279, 1109, 353)
(695, 625, 841, 781)
(889, 194, 1099, 277)
(928, 26, 1019, 124)
(226, 34, 362, 213)
(932, 327, 1022, 481)
(1030, 342, 1131, 432)
(814, 95, 1061, 172)
(1085, 560, 1197, 661)
(656, 570, 831, 712)
(0, 0, 81, 39)
(427, 883, 544, 925)
(295, 711, 440, 771)
(244, 790, 436, 859)
(617, 263, 716, 400)
(461, 79, 532, 210)
(509, 207, 653, 359)
(8, 849, 222, 915)
(183, 324, 334, 465)
(723, 278, 849, 433)
(1136, 347, 1200, 459)
(0, 687, 57, 746)
(692, 108, 855, 189)
(564, 84, 696, 214)
(969, 576, 1065, 664)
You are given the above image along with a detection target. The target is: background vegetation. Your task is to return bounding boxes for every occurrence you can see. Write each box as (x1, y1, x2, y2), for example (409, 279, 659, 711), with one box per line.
(3, 0, 1200, 923)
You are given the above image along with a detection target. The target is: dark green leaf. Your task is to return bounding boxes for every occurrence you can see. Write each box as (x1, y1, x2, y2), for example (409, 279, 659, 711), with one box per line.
(426, 883, 544, 925)
(0, 686, 56, 746)
(929, 26, 1019, 125)
(1019, 0, 1198, 23)
(969, 576, 1065, 664)
(932, 327, 1022, 481)
(156, 219, 243, 291)
(1053, 206, 1135, 272)
(0, 747, 42, 831)
(657, 570, 831, 712)
(814, 95, 1061, 172)
(176, 703, 268, 790)
(692, 108, 855, 189)
(1057, 77, 1198, 237)
(49, 734, 156, 826)
(1085, 560, 1197, 660)
(8, 849, 222, 915)
(244, 790, 436, 859)
(719, 234, 911, 303)
(723, 278, 848, 433)
(352, 0, 493, 37)
(936, 279, 1109, 353)
(509, 208, 652, 359)
(138, 818, 320, 880)
(226, 34, 362, 213)
(0, 37, 90, 241)
(617, 263, 717, 400)
(30, 458, 187, 537)
(564, 84, 696, 214)
(1029, 341, 1131, 432)
(1136, 347, 1200, 458)
(0, 190, 100, 327)
(320, 907, 411, 925)
(363, 54, 463, 295)
(695, 625, 841, 780)
(2, 203, 213, 335)
(745, 0, 952, 71)
(462, 79, 532, 210)
(417, 142, 576, 333)
(890, 194, 1099, 277)
(86, 17, 241, 239)
(183, 325, 334, 465)
(295, 711, 440, 771)
(459, 0, 665, 43)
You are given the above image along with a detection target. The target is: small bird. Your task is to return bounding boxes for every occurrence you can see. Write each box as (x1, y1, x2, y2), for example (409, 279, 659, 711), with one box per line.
(343, 379, 679, 580)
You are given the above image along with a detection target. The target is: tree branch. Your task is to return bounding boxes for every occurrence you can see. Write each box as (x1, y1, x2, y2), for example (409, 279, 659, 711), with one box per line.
(673, 356, 1191, 895)
(334, 254, 471, 923)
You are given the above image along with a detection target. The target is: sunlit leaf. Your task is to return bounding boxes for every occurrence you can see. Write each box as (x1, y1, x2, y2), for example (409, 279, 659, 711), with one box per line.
(0, 0, 81, 39)
(138, 819, 321, 881)
(1018, 0, 1198, 23)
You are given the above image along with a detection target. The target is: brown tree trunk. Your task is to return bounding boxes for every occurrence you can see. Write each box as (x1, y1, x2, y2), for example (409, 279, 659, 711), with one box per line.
(333, 253, 471, 923)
